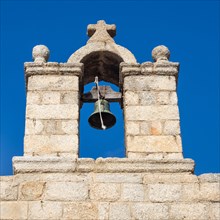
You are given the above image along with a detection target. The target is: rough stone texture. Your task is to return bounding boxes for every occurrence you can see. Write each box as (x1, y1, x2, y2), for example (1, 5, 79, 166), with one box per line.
(28, 201, 62, 219)
(63, 202, 98, 219)
(0, 201, 28, 219)
(109, 203, 131, 220)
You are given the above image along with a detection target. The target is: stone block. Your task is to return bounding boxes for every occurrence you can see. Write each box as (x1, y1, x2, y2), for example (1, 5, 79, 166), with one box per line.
(0, 178, 17, 201)
(25, 119, 44, 135)
(28, 201, 62, 219)
(124, 91, 139, 105)
(24, 135, 78, 155)
(199, 173, 220, 182)
(41, 91, 61, 104)
(163, 120, 180, 135)
(125, 105, 179, 121)
(169, 91, 178, 104)
(125, 121, 139, 135)
(139, 92, 157, 105)
(63, 202, 98, 220)
(126, 135, 182, 153)
(121, 183, 144, 201)
(61, 120, 78, 134)
(19, 181, 45, 200)
(28, 75, 79, 91)
(26, 104, 78, 119)
(44, 120, 63, 134)
(61, 91, 79, 104)
(128, 152, 183, 159)
(150, 121, 162, 135)
(26, 91, 41, 104)
(98, 203, 109, 220)
(140, 121, 150, 135)
(143, 173, 198, 184)
(181, 183, 200, 202)
(157, 92, 170, 105)
(209, 203, 220, 220)
(109, 203, 131, 220)
(45, 182, 88, 201)
(94, 173, 142, 183)
(0, 201, 28, 219)
(90, 183, 120, 201)
(124, 75, 176, 91)
(13, 156, 77, 174)
(169, 203, 208, 220)
(200, 182, 220, 201)
(148, 183, 181, 202)
(131, 203, 169, 220)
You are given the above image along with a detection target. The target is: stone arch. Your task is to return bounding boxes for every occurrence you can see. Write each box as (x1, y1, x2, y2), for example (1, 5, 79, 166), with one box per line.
(67, 42, 137, 86)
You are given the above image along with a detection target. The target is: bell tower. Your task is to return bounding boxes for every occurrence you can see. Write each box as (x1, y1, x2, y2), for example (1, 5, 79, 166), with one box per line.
(1, 20, 218, 220)
(20, 20, 182, 161)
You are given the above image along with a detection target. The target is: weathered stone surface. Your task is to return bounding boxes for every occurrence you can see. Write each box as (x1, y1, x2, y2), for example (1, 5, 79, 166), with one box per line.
(45, 182, 88, 201)
(13, 156, 77, 174)
(32, 45, 50, 63)
(143, 173, 198, 184)
(125, 121, 139, 135)
(24, 135, 78, 155)
(63, 202, 98, 219)
(90, 183, 120, 201)
(152, 45, 170, 62)
(28, 75, 79, 91)
(126, 135, 182, 153)
(209, 203, 220, 220)
(28, 201, 62, 219)
(0, 201, 28, 219)
(25, 119, 44, 135)
(169, 203, 208, 220)
(125, 105, 179, 121)
(121, 183, 144, 201)
(41, 91, 61, 104)
(94, 173, 142, 183)
(163, 120, 180, 135)
(60, 91, 79, 104)
(148, 183, 182, 202)
(26, 91, 41, 104)
(109, 203, 131, 220)
(124, 75, 176, 91)
(61, 120, 78, 134)
(199, 182, 220, 201)
(181, 183, 200, 202)
(139, 91, 157, 105)
(98, 202, 109, 220)
(199, 173, 220, 182)
(132, 203, 169, 220)
(124, 91, 139, 105)
(0, 177, 17, 201)
(19, 181, 45, 200)
(26, 104, 78, 119)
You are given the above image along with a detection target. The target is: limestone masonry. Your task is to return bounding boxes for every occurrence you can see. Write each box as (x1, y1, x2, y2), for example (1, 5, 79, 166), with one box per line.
(1, 20, 219, 220)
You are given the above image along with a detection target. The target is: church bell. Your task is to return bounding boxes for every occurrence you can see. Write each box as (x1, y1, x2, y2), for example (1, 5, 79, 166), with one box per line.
(88, 99, 116, 130)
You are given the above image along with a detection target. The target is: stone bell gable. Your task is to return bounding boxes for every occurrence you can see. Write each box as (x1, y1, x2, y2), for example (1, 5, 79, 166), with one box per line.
(0, 20, 219, 220)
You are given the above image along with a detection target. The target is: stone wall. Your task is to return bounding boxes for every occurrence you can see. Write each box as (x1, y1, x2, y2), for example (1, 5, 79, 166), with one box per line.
(1, 159, 219, 220)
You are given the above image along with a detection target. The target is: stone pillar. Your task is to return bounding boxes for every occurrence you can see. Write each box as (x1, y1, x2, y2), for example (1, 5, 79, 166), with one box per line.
(121, 45, 183, 159)
(24, 45, 83, 158)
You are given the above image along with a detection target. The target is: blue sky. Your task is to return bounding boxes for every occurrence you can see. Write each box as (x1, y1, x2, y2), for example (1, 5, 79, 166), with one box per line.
(0, 0, 219, 175)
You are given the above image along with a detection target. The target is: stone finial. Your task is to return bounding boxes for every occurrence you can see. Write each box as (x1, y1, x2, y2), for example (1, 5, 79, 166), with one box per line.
(152, 45, 170, 62)
(87, 20, 116, 43)
(32, 45, 50, 63)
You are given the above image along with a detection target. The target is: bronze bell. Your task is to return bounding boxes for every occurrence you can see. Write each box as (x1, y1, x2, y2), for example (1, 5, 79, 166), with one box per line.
(88, 99, 116, 130)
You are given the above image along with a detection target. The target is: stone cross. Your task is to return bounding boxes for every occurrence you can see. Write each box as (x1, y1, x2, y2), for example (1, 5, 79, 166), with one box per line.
(87, 20, 116, 43)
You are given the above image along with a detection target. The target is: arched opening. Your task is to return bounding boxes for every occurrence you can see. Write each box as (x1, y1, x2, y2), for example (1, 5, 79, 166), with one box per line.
(79, 51, 125, 158)
(79, 81, 125, 158)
